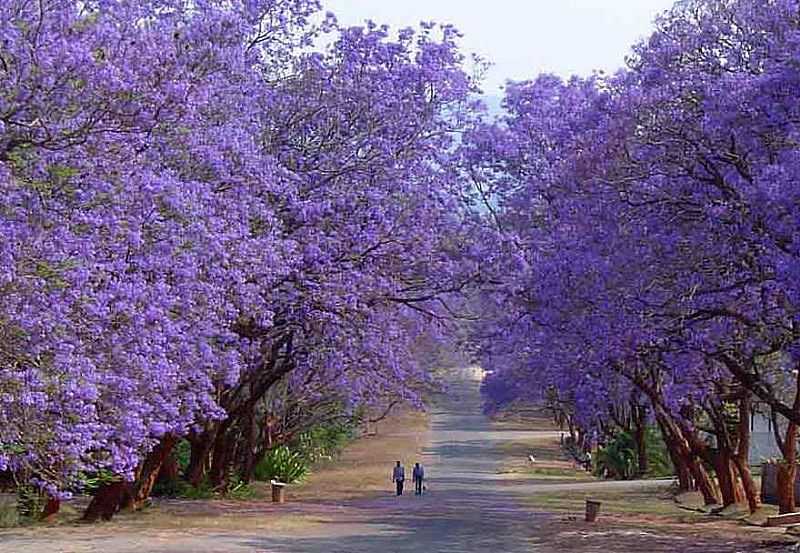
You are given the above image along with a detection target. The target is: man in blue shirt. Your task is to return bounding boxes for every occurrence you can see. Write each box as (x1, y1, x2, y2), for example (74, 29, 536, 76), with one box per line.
(392, 461, 405, 496)
(412, 462, 425, 495)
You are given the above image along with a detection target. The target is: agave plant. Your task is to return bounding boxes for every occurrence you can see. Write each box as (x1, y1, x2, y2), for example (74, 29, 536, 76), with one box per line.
(594, 431, 637, 480)
(254, 446, 310, 484)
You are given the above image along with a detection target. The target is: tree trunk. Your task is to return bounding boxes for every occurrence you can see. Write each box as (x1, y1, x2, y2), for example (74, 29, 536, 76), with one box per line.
(633, 406, 648, 477)
(655, 408, 718, 504)
(735, 457, 760, 514)
(677, 416, 724, 506)
(158, 451, 180, 485)
(733, 394, 760, 513)
(712, 450, 743, 507)
(40, 496, 60, 520)
(698, 400, 748, 507)
(82, 481, 131, 522)
(657, 417, 692, 491)
(688, 458, 719, 506)
(241, 409, 258, 484)
(778, 421, 797, 514)
(673, 453, 693, 491)
(186, 430, 215, 487)
(121, 435, 178, 512)
(209, 425, 237, 490)
(777, 371, 800, 514)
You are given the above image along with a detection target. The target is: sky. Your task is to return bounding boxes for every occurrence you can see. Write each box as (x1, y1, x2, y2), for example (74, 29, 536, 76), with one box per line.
(322, 0, 676, 94)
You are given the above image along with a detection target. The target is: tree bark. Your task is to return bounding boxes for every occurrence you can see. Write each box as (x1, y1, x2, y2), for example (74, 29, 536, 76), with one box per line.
(633, 405, 648, 477)
(40, 496, 60, 520)
(655, 408, 719, 504)
(121, 435, 178, 511)
(673, 452, 694, 491)
(777, 370, 800, 514)
(209, 424, 239, 490)
(733, 394, 760, 513)
(696, 398, 748, 508)
(241, 408, 259, 484)
(711, 450, 743, 507)
(82, 481, 131, 522)
(657, 416, 693, 491)
(158, 451, 179, 484)
(186, 429, 216, 487)
(778, 421, 797, 514)
(667, 439, 693, 490)
(689, 458, 720, 506)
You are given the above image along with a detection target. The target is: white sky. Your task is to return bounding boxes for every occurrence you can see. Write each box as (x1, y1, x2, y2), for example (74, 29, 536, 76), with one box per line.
(322, 0, 676, 93)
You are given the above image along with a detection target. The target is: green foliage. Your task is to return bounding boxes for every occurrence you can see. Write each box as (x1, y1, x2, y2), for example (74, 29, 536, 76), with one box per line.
(254, 446, 309, 484)
(163, 476, 255, 501)
(152, 475, 248, 500)
(174, 478, 215, 500)
(226, 481, 258, 500)
(15, 483, 45, 521)
(155, 426, 350, 498)
(293, 422, 354, 463)
(46, 163, 79, 184)
(151, 475, 185, 498)
(643, 426, 673, 478)
(80, 469, 118, 492)
(174, 439, 192, 474)
(594, 426, 673, 480)
(595, 431, 638, 480)
(150, 440, 192, 498)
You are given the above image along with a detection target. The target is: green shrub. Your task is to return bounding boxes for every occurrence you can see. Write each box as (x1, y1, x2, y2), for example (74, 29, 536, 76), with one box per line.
(15, 483, 48, 522)
(176, 478, 215, 499)
(80, 469, 118, 492)
(151, 477, 214, 500)
(294, 423, 354, 463)
(594, 431, 638, 480)
(254, 446, 309, 484)
(594, 426, 674, 480)
(174, 439, 192, 474)
(153, 475, 254, 500)
(643, 426, 674, 478)
(151, 474, 185, 498)
(226, 481, 258, 500)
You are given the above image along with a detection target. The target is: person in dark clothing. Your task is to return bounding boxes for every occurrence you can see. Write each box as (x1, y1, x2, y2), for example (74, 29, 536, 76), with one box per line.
(412, 462, 425, 495)
(392, 461, 405, 496)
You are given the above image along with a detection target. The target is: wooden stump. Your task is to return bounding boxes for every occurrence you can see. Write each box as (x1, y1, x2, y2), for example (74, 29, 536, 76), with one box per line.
(585, 499, 601, 522)
(271, 481, 286, 504)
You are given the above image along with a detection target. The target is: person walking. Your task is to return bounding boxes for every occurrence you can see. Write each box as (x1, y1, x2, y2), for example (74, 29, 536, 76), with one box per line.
(412, 462, 425, 496)
(392, 461, 405, 496)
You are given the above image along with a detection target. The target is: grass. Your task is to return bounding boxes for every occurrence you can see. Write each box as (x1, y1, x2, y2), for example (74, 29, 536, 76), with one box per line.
(0, 495, 18, 528)
(524, 487, 695, 518)
(498, 465, 594, 479)
(494, 433, 594, 482)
